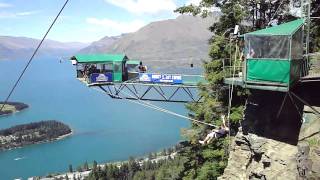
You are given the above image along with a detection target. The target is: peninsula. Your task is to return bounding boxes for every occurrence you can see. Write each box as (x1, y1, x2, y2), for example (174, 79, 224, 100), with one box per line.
(0, 102, 29, 116)
(0, 120, 72, 151)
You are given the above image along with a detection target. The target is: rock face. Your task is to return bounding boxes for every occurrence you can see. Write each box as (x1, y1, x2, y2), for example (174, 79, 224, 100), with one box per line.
(218, 130, 298, 180)
(219, 102, 320, 180)
(79, 36, 121, 54)
(242, 90, 303, 145)
(297, 107, 320, 179)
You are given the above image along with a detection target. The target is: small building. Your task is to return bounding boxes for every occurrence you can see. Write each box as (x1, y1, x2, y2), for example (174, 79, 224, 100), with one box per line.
(225, 19, 306, 92)
(71, 54, 139, 83)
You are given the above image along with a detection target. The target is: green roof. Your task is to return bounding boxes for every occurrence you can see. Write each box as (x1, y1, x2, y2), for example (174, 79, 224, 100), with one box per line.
(126, 60, 140, 65)
(73, 54, 128, 63)
(245, 19, 304, 36)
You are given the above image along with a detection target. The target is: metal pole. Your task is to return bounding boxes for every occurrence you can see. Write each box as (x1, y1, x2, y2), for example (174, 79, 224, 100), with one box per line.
(291, 92, 320, 118)
(305, 0, 311, 63)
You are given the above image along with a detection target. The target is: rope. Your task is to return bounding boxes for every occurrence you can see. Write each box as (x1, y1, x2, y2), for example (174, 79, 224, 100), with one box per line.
(291, 92, 320, 119)
(270, 0, 284, 22)
(0, 0, 70, 112)
(226, 40, 238, 152)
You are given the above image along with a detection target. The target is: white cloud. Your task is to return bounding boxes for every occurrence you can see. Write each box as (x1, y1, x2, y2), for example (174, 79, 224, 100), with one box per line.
(0, 12, 15, 18)
(0, 10, 40, 18)
(104, 0, 177, 14)
(186, 0, 220, 12)
(86, 17, 146, 35)
(16, 11, 40, 16)
(0, 2, 12, 8)
(186, 0, 201, 6)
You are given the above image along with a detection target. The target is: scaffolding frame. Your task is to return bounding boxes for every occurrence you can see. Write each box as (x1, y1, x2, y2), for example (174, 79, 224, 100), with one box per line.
(95, 82, 203, 103)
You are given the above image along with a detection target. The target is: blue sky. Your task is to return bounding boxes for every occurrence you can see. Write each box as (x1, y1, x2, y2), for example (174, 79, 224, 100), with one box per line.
(0, 0, 200, 43)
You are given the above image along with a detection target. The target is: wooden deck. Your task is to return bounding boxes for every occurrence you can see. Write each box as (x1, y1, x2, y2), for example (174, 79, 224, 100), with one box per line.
(300, 74, 320, 82)
(224, 77, 288, 92)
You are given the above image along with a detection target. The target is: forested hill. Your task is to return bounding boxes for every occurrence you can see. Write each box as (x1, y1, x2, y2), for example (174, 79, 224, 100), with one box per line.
(0, 120, 72, 151)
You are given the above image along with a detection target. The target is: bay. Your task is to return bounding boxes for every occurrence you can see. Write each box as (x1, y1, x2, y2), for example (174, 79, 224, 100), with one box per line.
(0, 58, 191, 179)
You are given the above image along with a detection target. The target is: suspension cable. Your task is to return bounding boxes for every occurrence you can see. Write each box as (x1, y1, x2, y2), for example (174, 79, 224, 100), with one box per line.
(226, 39, 238, 151)
(0, 0, 70, 112)
(120, 90, 218, 127)
(270, 0, 284, 21)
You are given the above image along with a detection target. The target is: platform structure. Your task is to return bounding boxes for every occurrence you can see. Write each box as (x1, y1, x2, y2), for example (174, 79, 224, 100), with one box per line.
(78, 74, 207, 103)
(224, 53, 320, 92)
(223, 19, 314, 92)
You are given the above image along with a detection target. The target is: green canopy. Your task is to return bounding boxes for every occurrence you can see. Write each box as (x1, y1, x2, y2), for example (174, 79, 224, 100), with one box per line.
(72, 54, 128, 63)
(245, 19, 304, 36)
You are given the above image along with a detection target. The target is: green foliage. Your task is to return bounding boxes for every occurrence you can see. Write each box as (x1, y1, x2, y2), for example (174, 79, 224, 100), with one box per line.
(307, 137, 320, 147)
(310, 0, 320, 52)
(197, 161, 225, 180)
(83, 161, 89, 171)
(229, 106, 244, 124)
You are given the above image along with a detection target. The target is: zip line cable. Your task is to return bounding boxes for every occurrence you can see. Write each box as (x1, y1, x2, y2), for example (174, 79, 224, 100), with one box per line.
(0, 0, 70, 112)
(119, 90, 218, 128)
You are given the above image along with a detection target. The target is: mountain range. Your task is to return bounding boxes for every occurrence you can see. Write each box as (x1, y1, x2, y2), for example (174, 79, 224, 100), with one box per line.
(0, 36, 88, 60)
(80, 15, 219, 68)
(0, 15, 218, 67)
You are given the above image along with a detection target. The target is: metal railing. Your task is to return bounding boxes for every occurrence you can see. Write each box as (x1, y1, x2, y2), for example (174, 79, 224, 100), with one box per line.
(222, 57, 244, 78)
(307, 53, 320, 76)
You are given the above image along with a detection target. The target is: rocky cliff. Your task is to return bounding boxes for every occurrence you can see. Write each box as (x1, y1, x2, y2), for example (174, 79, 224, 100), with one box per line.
(219, 93, 320, 180)
(219, 130, 299, 180)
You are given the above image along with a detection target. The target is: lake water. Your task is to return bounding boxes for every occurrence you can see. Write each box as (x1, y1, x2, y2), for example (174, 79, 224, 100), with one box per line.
(0, 58, 193, 179)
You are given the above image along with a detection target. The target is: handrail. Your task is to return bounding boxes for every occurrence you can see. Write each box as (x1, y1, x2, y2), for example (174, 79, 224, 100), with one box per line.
(307, 53, 320, 76)
(223, 65, 243, 78)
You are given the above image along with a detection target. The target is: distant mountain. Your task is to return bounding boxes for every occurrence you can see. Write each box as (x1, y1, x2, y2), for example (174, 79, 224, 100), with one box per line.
(79, 35, 122, 54)
(0, 36, 88, 60)
(80, 15, 219, 68)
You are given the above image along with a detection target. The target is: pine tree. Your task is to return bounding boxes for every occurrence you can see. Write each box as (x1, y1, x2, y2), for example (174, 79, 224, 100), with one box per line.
(68, 164, 73, 173)
(83, 161, 89, 171)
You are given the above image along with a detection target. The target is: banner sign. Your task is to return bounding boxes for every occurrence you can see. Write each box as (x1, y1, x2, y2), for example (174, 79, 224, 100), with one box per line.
(139, 73, 182, 84)
(139, 73, 152, 82)
(90, 73, 113, 83)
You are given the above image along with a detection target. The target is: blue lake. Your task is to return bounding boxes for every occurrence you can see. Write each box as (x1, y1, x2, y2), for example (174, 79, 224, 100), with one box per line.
(0, 58, 192, 179)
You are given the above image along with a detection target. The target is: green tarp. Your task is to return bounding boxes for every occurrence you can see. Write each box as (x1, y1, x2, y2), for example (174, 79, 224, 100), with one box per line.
(247, 59, 290, 84)
(73, 54, 128, 63)
(243, 19, 305, 88)
(245, 19, 304, 36)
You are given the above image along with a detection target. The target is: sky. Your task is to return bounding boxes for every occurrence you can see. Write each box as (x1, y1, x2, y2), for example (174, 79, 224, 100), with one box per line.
(0, 0, 201, 43)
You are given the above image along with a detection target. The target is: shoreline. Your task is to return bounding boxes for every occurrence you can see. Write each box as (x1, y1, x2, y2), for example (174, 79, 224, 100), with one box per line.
(0, 102, 29, 117)
(35, 146, 178, 180)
